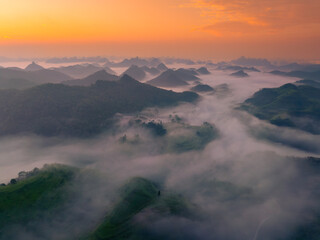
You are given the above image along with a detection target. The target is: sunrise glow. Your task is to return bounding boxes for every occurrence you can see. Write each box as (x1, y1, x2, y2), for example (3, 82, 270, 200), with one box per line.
(0, 0, 320, 60)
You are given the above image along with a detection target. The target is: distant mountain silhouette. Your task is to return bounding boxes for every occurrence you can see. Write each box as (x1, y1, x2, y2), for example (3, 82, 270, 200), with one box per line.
(179, 68, 199, 75)
(230, 58, 320, 72)
(119, 57, 150, 67)
(32, 69, 73, 83)
(218, 65, 260, 72)
(46, 56, 109, 64)
(140, 66, 160, 76)
(0, 78, 36, 90)
(231, 56, 272, 67)
(25, 62, 44, 71)
(162, 58, 196, 65)
(275, 63, 302, 72)
(157, 63, 168, 71)
(191, 84, 214, 92)
(103, 66, 116, 75)
(197, 67, 211, 74)
(295, 79, 320, 89)
(121, 65, 146, 81)
(105, 57, 162, 68)
(101, 63, 116, 75)
(273, 63, 320, 72)
(6, 67, 24, 71)
(0, 74, 198, 137)
(270, 70, 320, 81)
(206, 62, 218, 67)
(269, 70, 286, 76)
(147, 69, 190, 87)
(62, 70, 118, 86)
(230, 70, 249, 78)
(0, 68, 72, 85)
(213, 83, 230, 96)
(149, 58, 162, 67)
(51, 64, 111, 78)
(175, 68, 200, 80)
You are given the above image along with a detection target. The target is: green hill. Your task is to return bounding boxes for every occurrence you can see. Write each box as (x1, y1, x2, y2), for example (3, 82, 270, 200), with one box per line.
(0, 75, 198, 137)
(164, 121, 218, 153)
(87, 177, 194, 240)
(295, 79, 320, 89)
(119, 120, 219, 154)
(0, 164, 78, 231)
(88, 177, 158, 240)
(241, 83, 320, 134)
(0, 167, 195, 240)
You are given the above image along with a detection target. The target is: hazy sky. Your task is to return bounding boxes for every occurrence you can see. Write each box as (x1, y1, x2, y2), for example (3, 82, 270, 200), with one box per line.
(0, 0, 319, 61)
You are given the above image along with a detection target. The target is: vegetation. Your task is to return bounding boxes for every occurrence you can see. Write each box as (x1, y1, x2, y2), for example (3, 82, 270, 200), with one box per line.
(296, 79, 320, 89)
(0, 165, 194, 240)
(191, 84, 214, 92)
(241, 83, 320, 134)
(121, 119, 218, 153)
(88, 177, 158, 240)
(164, 121, 218, 153)
(0, 75, 198, 137)
(141, 121, 167, 136)
(87, 177, 194, 240)
(0, 164, 78, 231)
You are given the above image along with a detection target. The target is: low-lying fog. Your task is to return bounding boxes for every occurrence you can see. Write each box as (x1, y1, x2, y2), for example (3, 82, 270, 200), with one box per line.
(1, 66, 320, 239)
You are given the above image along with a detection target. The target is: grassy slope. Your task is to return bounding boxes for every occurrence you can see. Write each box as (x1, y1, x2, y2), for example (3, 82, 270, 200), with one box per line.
(87, 177, 194, 240)
(241, 83, 320, 133)
(0, 164, 77, 230)
(89, 178, 158, 240)
(0, 163, 195, 240)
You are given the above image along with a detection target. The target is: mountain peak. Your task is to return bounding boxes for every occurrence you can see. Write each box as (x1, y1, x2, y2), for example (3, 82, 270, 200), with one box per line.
(25, 62, 44, 71)
(197, 67, 210, 75)
(90, 69, 110, 77)
(119, 74, 140, 84)
(62, 69, 118, 86)
(230, 70, 249, 78)
(147, 69, 189, 87)
(157, 63, 168, 71)
(121, 65, 146, 81)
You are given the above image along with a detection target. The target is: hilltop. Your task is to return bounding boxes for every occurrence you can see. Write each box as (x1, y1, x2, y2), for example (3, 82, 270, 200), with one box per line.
(0, 75, 198, 137)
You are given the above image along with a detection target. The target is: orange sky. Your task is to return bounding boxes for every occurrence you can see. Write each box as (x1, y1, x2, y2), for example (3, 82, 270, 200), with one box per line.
(0, 0, 319, 61)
